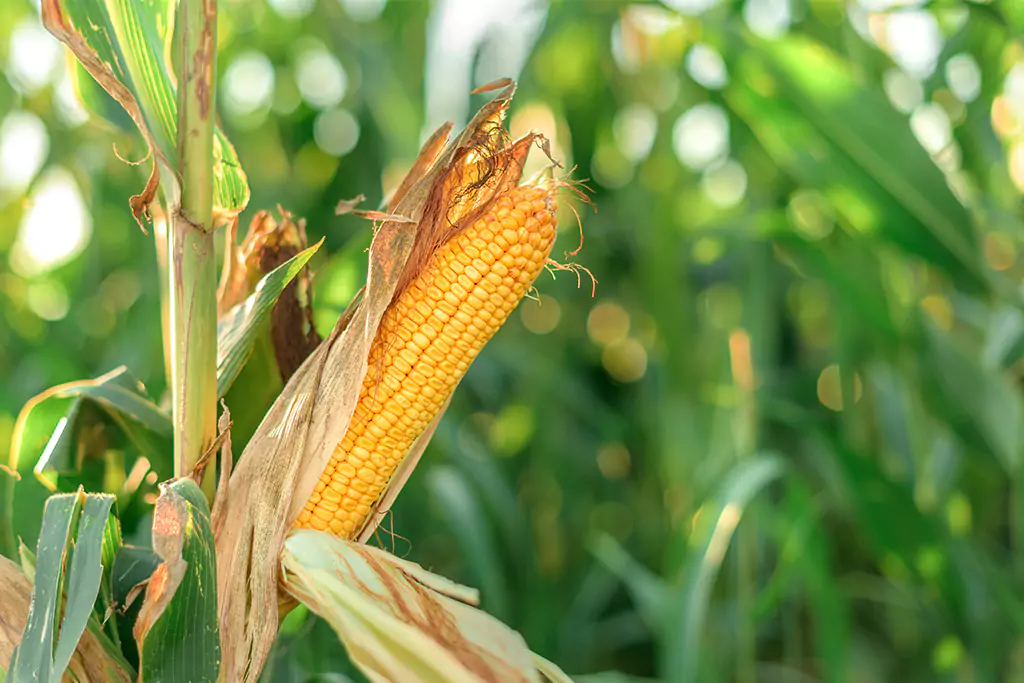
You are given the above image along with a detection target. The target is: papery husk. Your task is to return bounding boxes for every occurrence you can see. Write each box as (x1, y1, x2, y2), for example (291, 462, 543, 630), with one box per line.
(0, 555, 131, 682)
(211, 81, 540, 683)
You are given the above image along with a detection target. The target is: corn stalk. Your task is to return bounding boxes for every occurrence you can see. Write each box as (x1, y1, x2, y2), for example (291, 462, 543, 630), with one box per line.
(169, 0, 218, 499)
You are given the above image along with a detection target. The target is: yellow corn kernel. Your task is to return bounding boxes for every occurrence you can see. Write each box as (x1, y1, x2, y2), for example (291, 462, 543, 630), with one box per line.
(297, 182, 558, 538)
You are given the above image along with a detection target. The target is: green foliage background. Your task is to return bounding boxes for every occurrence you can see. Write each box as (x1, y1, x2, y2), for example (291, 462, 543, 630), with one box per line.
(3, 0, 1024, 681)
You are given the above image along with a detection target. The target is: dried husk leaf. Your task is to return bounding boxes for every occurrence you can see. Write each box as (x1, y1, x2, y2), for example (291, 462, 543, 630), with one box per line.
(212, 81, 527, 683)
(280, 530, 560, 683)
(0, 555, 130, 682)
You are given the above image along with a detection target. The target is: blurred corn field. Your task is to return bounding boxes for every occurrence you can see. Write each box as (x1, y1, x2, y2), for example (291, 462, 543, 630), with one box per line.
(4, 0, 1024, 681)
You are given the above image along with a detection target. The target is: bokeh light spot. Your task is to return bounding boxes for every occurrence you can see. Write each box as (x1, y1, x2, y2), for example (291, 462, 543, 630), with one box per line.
(672, 103, 729, 171)
(314, 108, 360, 157)
(340, 0, 388, 22)
(295, 45, 348, 109)
(613, 103, 658, 163)
(602, 339, 648, 383)
(932, 636, 965, 673)
(921, 294, 954, 330)
(701, 159, 747, 208)
(788, 190, 835, 240)
(0, 111, 48, 196)
(1009, 141, 1024, 191)
(490, 404, 534, 456)
(817, 364, 863, 412)
(11, 168, 92, 277)
(744, 0, 791, 39)
(223, 51, 275, 118)
(26, 280, 70, 321)
(983, 231, 1017, 272)
(8, 19, 61, 94)
(1003, 62, 1024, 121)
(946, 492, 972, 536)
(910, 103, 952, 155)
(883, 11, 942, 79)
(521, 295, 562, 335)
(588, 301, 631, 346)
(883, 68, 924, 114)
(686, 44, 728, 90)
(597, 442, 631, 480)
(692, 236, 724, 264)
(945, 53, 981, 103)
(268, 0, 315, 20)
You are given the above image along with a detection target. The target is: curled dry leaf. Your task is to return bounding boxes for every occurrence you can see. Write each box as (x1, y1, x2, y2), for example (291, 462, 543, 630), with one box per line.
(335, 195, 367, 216)
(0, 555, 130, 682)
(212, 80, 547, 683)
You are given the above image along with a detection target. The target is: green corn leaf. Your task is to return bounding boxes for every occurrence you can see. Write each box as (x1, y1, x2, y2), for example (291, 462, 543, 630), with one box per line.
(727, 34, 986, 292)
(111, 544, 162, 610)
(41, 0, 248, 217)
(134, 477, 220, 683)
(918, 321, 1023, 472)
(590, 535, 668, 634)
(4, 367, 171, 556)
(9, 490, 132, 683)
(426, 466, 510, 621)
(663, 454, 785, 683)
(217, 240, 324, 398)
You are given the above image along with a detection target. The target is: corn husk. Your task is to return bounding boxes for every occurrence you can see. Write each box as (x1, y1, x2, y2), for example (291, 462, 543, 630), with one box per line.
(211, 80, 550, 683)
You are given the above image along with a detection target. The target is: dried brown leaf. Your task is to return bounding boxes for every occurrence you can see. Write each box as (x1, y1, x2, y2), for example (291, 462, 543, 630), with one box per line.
(213, 200, 424, 683)
(386, 121, 453, 212)
(351, 210, 417, 224)
(471, 77, 515, 95)
(334, 195, 366, 216)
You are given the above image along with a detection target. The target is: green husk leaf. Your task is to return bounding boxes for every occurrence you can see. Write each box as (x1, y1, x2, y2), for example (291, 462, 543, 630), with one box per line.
(217, 240, 324, 398)
(134, 478, 220, 682)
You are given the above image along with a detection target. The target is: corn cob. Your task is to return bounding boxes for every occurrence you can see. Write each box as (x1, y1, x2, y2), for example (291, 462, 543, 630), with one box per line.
(296, 182, 558, 537)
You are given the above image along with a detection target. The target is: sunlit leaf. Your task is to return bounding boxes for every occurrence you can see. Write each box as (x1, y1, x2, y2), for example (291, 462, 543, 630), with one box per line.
(728, 35, 985, 290)
(42, 0, 249, 217)
(4, 367, 170, 556)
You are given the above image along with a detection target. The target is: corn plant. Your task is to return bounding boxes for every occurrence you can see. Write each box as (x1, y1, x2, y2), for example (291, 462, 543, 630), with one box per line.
(1, 1, 579, 681)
